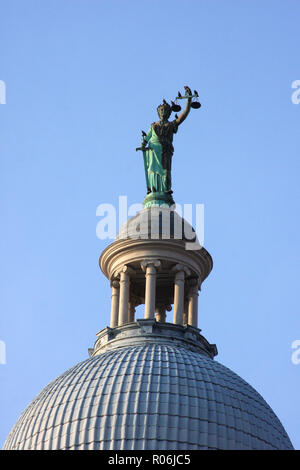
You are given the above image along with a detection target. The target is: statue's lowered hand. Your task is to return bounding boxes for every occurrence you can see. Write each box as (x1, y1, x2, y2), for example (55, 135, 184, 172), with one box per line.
(136, 146, 149, 152)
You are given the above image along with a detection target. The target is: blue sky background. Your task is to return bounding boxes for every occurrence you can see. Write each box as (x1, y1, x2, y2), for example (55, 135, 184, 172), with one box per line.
(1, 0, 299, 449)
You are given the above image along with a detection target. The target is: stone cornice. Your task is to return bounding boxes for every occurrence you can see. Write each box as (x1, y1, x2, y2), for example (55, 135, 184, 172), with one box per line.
(100, 238, 212, 283)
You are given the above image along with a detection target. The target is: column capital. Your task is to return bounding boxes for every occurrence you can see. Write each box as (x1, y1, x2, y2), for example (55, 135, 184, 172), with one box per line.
(110, 279, 120, 289)
(115, 265, 135, 277)
(186, 276, 200, 292)
(141, 259, 161, 272)
(155, 303, 172, 312)
(171, 263, 191, 277)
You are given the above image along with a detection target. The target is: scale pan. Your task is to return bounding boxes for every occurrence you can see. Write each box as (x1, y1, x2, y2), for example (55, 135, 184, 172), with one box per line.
(191, 101, 201, 109)
(171, 104, 181, 112)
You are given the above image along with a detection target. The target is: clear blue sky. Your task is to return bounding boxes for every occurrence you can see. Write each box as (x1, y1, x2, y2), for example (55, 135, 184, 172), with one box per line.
(1, 0, 299, 449)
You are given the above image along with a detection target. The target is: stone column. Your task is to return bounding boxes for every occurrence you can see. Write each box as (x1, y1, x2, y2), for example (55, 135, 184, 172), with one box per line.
(156, 304, 171, 323)
(156, 306, 166, 323)
(183, 298, 189, 325)
(110, 278, 120, 328)
(118, 266, 134, 326)
(172, 264, 190, 325)
(141, 259, 161, 319)
(128, 298, 137, 323)
(187, 278, 199, 328)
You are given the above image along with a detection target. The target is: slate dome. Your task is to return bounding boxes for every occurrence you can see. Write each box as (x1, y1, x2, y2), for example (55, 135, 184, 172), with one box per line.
(3, 339, 293, 450)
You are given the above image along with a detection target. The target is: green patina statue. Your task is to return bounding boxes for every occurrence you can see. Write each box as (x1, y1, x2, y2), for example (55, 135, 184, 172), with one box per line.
(136, 86, 201, 208)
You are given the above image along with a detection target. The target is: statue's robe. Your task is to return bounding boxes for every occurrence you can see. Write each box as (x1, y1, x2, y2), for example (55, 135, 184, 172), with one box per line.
(143, 120, 178, 193)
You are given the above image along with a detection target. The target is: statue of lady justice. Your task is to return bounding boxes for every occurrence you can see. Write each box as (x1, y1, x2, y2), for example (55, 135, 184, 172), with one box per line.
(136, 85, 201, 206)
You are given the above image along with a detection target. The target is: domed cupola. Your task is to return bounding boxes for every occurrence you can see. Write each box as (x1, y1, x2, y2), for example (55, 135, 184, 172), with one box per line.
(3, 204, 293, 450)
(3, 86, 294, 451)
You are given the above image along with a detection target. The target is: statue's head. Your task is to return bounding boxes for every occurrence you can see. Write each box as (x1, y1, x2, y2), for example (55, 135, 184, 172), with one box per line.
(157, 103, 172, 121)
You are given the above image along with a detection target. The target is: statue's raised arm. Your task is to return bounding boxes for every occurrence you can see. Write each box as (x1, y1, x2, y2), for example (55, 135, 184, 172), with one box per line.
(136, 85, 201, 208)
(175, 86, 193, 126)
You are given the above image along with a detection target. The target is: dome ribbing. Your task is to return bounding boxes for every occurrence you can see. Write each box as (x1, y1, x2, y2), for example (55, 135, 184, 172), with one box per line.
(3, 342, 293, 450)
